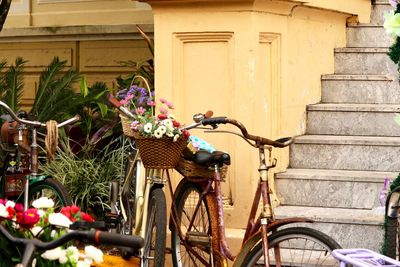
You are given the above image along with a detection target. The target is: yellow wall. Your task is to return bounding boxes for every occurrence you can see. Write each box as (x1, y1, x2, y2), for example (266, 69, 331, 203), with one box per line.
(143, 0, 370, 229)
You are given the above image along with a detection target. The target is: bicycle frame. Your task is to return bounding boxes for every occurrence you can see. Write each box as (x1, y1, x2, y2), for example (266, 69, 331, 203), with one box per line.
(168, 143, 311, 267)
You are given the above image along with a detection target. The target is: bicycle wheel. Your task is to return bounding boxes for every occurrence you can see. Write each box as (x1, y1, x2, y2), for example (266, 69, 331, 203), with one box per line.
(142, 187, 166, 267)
(28, 178, 72, 210)
(242, 227, 341, 267)
(386, 217, 398, 259)
(170, 181, 213, 267)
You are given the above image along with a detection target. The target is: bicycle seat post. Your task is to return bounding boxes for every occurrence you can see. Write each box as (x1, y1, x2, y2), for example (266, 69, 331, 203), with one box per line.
(24, 127, 38, 210)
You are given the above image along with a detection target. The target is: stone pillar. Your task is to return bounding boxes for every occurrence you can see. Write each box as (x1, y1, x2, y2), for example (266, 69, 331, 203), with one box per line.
(141, 0, 371, 251)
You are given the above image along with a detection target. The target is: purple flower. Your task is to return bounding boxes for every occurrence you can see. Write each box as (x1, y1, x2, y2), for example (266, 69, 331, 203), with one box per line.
(130, 121, 139, 130)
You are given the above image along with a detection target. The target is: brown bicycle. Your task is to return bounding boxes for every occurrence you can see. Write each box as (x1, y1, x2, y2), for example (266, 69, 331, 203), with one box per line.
(167, 113, 341, 267)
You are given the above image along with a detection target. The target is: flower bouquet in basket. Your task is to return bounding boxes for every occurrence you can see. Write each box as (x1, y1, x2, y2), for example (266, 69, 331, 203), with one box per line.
(116, 78, 190, 169)
(0, 197, 103, 267)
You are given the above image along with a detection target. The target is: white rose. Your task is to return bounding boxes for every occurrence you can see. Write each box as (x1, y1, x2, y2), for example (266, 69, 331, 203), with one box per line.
(5, 200, 15, 208)
(84, 245, 104, 264)
(41, 247, 66, 261)
(31, 226, 43, 237)
(66, 246, 80, 262)
(32, 197, 55, 209)
(49, 213, 72, 228)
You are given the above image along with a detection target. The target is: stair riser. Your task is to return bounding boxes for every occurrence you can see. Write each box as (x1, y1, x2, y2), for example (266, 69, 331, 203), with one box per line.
(371, 4, 393, 25)
(276, 178, 383, 209)
(347, 27, 392, 47)
(279, 222, 383, 251)
(290, 143, 400, 171)
(335, 52, 397, 75)
(306, 110, 400, 136)
(321, 79, 400, 104)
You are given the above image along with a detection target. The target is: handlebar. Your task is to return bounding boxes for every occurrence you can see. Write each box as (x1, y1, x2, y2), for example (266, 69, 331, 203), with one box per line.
(0, 223, 144, 266)
(189, 115, 293, 148)
(0, 101, 80, 128)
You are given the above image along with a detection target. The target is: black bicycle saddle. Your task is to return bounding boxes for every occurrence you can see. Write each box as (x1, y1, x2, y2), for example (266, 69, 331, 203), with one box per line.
(193, 150, 231, 167)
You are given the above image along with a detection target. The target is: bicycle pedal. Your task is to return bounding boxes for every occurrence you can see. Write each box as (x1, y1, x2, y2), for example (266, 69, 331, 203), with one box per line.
(186, 231, 211, 247)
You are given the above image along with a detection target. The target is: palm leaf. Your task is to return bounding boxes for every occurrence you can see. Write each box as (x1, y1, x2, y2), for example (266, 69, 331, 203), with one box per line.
(31, 57, 67, 116)
(3, 57, 26, 112)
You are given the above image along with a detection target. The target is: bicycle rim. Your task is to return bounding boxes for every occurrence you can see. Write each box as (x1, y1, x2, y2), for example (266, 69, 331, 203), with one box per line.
(171, 181, 213, 267)
(242, 227, 341, 267)
(28, 178, 72, 210)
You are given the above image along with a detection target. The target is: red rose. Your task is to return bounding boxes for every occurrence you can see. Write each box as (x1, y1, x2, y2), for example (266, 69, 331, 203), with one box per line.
(6, 206, 15, 219)
(70, 205, 80, 215)
(158, 114, 167, 120)
(172, 120, 180, 127)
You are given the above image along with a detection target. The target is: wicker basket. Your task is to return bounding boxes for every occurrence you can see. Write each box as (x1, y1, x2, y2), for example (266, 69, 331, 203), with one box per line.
(131, 131, 187, 169)
(175, 157, 228, 179)
(119, 114, 136, 138)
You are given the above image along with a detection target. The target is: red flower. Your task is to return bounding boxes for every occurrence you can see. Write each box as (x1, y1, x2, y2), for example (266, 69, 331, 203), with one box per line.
(158, 114, 168, 120)
(172, 120, 180, 127)
(182, 129, 190, 139)
(17, 208, 40, 228)
(14, 203, 24, 213)
(81, 212, 95, 222)
(6, 206, 15, 219)
(61, 206, 76, 222)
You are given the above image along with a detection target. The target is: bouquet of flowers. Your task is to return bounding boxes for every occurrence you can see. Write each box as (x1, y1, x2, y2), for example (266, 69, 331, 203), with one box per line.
(0, 197, 103, 267)
(116, 84, 190, 141)
(116, 81, 190, 168)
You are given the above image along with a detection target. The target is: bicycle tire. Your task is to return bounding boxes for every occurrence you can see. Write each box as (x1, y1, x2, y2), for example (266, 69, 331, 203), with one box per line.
(28, 178, 72, 210)
(241, 227, 341, 267)
(170, 181, 213, 267)
(386, 217, 398, 259)
(142, 187, 166, 267)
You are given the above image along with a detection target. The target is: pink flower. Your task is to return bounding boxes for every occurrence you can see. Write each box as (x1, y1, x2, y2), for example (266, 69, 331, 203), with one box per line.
(119, 99, 129, 105)
(15, 203, 24, 213)
(159, 106, 168, 114)
(159, 98, 167, 104)
(166, 101, 174, 109)
(136, 107, 145, 115)
(130, 121, 139, 130)
(147, 100, 156, 106)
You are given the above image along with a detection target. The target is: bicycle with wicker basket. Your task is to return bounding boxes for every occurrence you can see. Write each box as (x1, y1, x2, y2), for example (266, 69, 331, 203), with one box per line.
(168, 113, 342, 267)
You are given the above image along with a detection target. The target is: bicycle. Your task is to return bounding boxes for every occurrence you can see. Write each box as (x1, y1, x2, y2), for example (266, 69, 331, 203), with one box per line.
(384, 183, 400, 260)
(107, 95, 166, 267)
(0, 219, 144, 267)
(167, 114, 342, 266)
(0, 100, 78, 210)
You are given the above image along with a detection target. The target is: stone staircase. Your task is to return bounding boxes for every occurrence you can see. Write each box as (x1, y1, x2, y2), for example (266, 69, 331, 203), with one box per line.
(275, 1, 400, 251)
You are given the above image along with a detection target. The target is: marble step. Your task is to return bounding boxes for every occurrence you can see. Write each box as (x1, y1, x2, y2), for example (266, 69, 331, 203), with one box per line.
(347, 24, 392, 47)
(290, 135, 400, 171)
(335, 48, 397, 75)
(274, 205, 384, 251)
(321, 74, 400, 104)
(275, 168, 397, 209)
(306, 103, 400, 136)
(371, 1, 393, 25)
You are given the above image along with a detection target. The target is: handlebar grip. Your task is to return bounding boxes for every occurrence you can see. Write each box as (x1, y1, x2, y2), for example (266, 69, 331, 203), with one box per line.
(202, 117, 228, 126)
(94, 231, 144, 249)
(271, 137, 293, 148)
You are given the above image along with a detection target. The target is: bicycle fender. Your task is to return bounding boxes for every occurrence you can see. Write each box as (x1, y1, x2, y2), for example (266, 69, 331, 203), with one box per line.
(26, 174, 48, 184)
(387, 187, 400, 218)
(232, 231, 261, 267)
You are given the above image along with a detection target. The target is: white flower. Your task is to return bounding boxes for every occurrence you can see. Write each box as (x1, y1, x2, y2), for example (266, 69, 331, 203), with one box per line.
(5, 200, 15, 208)
(143, 123, 153, 133)
(37, 209, 46, 217)
(84, 245, 104, 264)
(32, 197, 54, 209)
(41, 247, 66, 261)
(0, 204, 9, 218)
(49, 213, 72, 228)
(166, 131, 174, 137)
(31, 226, 43, 237)
(66, 246, 80, 263)
(163, 119, 173, 128)
(158, 125, 167, 134)
(173, 134, 180, 142)
(384, 10, 400, 37)
(77, 261, 90, 267)
(154, 129, 163, 139)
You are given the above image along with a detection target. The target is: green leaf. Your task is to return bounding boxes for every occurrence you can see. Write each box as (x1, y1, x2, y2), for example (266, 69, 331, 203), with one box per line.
(97, 102, 108, 117)
(80, 75, 89, 97)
